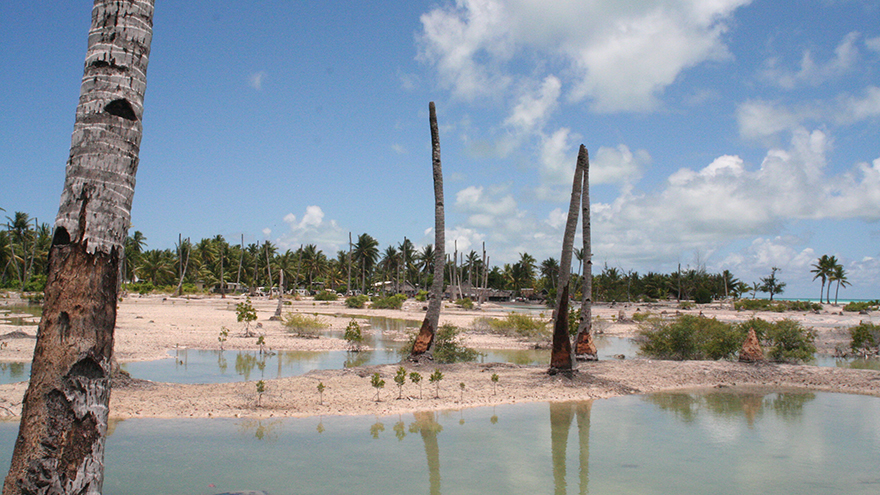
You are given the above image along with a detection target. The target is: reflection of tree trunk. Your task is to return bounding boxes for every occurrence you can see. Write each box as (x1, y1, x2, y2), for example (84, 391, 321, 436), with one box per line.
(413, 411, 442, 495)
(550, 402, 575, 495)
(412, 102, 445, 360)
(4, 1, 154, 492)
(575, 401, 592, 495)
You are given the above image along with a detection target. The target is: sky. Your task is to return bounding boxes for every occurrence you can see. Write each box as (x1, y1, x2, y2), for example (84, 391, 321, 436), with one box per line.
(1, 0, 879, 299)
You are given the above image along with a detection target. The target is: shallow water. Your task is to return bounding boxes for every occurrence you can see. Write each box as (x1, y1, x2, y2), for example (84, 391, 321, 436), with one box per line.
(2, 389, 877, 494)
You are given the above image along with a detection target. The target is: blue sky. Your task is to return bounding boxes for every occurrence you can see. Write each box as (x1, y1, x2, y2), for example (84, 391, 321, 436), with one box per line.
(1, 0, 879, 298)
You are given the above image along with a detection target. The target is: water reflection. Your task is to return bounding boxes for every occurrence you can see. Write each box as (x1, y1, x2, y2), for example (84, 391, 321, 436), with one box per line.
(412, 411, 443, 495)
(550, 401, 592, 495)
(645, 389, 815, 427)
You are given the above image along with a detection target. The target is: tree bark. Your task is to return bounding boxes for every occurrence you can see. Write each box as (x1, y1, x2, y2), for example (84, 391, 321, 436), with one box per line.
(4, 1, 153, 493)
(411, 102, 445, 359)
(549, 146, 585, 374)
(574, 147, 597, 360)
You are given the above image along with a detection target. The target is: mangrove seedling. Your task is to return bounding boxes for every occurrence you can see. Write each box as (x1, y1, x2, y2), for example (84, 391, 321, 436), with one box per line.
(256, 379, 266, 407)
(491, 373, 499, 395)
(218, 326, 229, 351)
(237, 296, 258, 336)
(429, 369, 443, 398)
(344, 318, 364, 352)
(256, 335, 266, 354)
(394, 366, 407, 399)
(410, 371, 423, 399)
(371, 372, 385, 402)
(317, 382, 326, 405)
(459, 382, 466, 401)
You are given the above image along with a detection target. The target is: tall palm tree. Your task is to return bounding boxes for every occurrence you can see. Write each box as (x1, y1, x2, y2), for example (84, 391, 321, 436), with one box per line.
(379, 245, 400, 293)
(418, 244, 435, 289)
(123, 230, 148, 283)
(824, 255, 838, 304)
(5, 1, 154, 492)
(810, 255, 832, 302)
(352, 233, 379, 294)
(300, 244, 326, 291)
(540, 257, 560, 292)
(830, 264, 850, 305)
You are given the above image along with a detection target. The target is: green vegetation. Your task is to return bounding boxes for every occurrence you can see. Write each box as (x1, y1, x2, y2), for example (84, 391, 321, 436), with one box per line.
(473, 312, 549, 340)
(236, 297, 258, 335)
(343, 318, 365, 351)
(843, 301, 879, 312)
(282, 312, 327, 337)
(456, 298, 474, 310)
(371, 372, 385, 402)
(429, 369, 443, 398)
(345, 295, 369, 309)
(734, 299, 822, 312)
(637, 315, 816, 363)
(459, 382, 466, 401)
(394, 366, 407, 399)
(409, 371, 423, 399)
(218, 326, 229, 350)
(317, 382, 326, 405)
(490, 373, 499, 395)
(399, 323, 480, 363)
(255, 380, 266, 406)
(314, 290, 338, 301)
(849, 322, 880, 355)
(415, 290, 428, 302)
(371, 293, 406, 309)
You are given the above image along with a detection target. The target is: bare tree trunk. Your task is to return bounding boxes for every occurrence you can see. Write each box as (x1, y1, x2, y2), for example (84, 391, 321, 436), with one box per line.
(173, 237, 190, 297)
(574, 147, 597, 360)
(347, 233, 352, 295)
(4, 2, 153, 493)
(236, 234, 243, 287)
(549, 146, 585, 374)
(411, 102, 445, 360)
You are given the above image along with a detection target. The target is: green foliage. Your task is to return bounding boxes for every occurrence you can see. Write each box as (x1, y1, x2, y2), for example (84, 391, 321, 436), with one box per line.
(678, 301, 695, 310)
(694, 287, 712, 304)
(734, 299, 822, 312)
(490, 373, 499, 395)
(637, 315, 746, 361)
(763, 319, 816, 362)
(343, 318, 364, 351)
(429, 369, 443, 398)
(459, 382, 466, 401)
(371, 293, 407, 309)
(843, 301, 880, 312)
(371, 372, 385, 401)
(127, 281, 155, 295)
(394, 366, 407, 398)
(415, 290, 428, 302)
(473, 312, 550, 340)
(218, 326, 229, 350)
(345, 294, 369, 309)
(23, 274, 46, 293)
(314, 290, 338, 301)
(236, 297, 258, 334)
(255, 380, 266, 406)
(632, 311, 653, 323)
(409, 371, 423, 399)
(283, 312, 328, 337)
(456, 298, 474, 310)
(432, 324, 481, 363)
(849, 322, 880, 354)
(317, 382, 326, 404)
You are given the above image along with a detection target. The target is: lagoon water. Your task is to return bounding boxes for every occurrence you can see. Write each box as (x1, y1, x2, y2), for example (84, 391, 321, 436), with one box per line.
(2, 389, 878, 494)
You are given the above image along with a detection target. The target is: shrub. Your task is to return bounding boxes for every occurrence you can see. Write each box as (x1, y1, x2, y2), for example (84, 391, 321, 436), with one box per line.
(694, 288, 712, 304)
(399, 324, 481, 363)
(734, 299, 821, 312)
(636, 315, 745, 361)
(632, 311, 653, 323)
(473, 312, 549, 340)
(849, 322, 880, 354)
(844, 301, 879, 312)
(371, 293, 407, 310)
(456, 298, 474, 310)
(283, 312, 327, 337)
(343, 318, 364, 351)
(415, 290, 428, 302)
(345, 295, 369, 309)
(314, 290, 338, 301)
(763, 319, 816, 362)
(679, 301, 695, 310)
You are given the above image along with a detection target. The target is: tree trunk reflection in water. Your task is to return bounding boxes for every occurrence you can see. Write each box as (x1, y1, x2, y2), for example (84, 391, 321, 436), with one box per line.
(412, 411, 442, 495)
(550, 401, 592, 495)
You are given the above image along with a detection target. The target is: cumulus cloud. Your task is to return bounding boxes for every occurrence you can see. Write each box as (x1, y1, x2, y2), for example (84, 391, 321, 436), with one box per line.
(276, 206, 345, 252)
(418, 0, 748, 112)
(760, 32, 860, 89)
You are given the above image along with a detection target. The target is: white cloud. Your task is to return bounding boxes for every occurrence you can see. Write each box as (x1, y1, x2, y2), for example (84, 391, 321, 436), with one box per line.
(736, 100, 809, 141)
(276, 206, 345, 252)
(592, 144, 651, 185)
(418, 0, 748, 112)
(249, 71, 267, 90)
(867, 36, 880, 52)
(504, 75, 561, 134)
(760, 32, 860, 89)
(391, 144, 407, 155)
(836, 86, 880, 124)
(262, 228, 272, 237)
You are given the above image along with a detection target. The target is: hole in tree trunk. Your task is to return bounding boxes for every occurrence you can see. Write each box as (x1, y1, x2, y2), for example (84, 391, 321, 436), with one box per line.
(104, 99, 137, 121)
(52, 227, 70, 246)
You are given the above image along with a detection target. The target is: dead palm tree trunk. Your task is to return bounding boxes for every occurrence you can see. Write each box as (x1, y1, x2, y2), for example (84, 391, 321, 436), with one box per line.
(549, 145, 585, 374)
(4, 1, 154, 493)
(574, 147, 597, 360)
(411, 102, 445, 360)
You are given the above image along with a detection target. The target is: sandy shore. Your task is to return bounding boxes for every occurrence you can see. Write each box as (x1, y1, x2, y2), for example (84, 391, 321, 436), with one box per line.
(0, 294, 878, 420)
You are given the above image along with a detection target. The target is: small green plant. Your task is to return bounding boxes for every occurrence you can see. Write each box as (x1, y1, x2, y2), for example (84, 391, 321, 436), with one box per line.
(456, 298, 474, 310)
(415, 290, 428, 302)
(764, 319, 816, 362)
(371, 293, 407, 310)
(255, 379, 266, 406)
(632, 311, 653, 323)
(850, 322, 880, 354)
(236, 297, 258, 336)
(473, 312, 550, 340)
(490, 373, 499, 395)
(256, 335, 266, 354)
(394, 366, 407, 399)
(410, 372, 423, 399)
(218, 326, 229, 350)
(400, 324, 481, 363)
(345, 294, 369, 309)
(283, 312, 328, 337)
(678, 301, 695, 310)
(459, 382, 466, 401)
(314, 290, 338, 301)
(371, 372, 385, 402)
(317, 382, 326, 405)
(429, 369, 443, 398)
(844, 301, 880, 312)
(343, 318, 365, 351)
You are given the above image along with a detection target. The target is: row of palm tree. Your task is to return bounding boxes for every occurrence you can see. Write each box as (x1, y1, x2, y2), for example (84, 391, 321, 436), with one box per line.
(810, 255, 850, 304)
